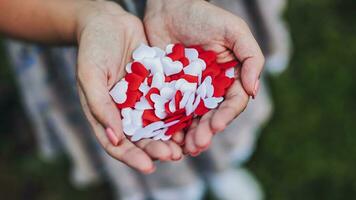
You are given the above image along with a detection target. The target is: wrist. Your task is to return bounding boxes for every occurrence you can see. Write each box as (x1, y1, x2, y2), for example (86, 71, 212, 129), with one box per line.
(75, 1, 126, 43)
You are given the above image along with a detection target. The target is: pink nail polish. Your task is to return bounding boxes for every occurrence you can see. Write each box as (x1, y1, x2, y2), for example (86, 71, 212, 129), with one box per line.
(105, 128, 119, 146)
(253, 79, 260, 99)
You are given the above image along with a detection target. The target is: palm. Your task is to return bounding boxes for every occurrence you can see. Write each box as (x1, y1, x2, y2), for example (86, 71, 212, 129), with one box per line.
(145, 1, 242, 61)
(77, 9, 182, 173)
(144, 0, 264, 155)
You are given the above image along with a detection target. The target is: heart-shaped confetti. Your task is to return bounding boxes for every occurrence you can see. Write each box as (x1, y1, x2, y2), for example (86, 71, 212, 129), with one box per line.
(109, 43, 240, 141)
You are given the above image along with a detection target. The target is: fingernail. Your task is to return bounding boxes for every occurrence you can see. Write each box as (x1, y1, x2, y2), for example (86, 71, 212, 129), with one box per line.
(252, 79, 260, 99)
(105, 127, 119, 146)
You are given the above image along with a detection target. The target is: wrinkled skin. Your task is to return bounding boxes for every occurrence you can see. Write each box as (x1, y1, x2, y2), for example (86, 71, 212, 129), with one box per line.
(144, 0, 265, 156)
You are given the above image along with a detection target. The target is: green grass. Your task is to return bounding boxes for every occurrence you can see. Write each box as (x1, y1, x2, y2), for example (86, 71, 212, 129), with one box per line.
(1, 0, 356, 199)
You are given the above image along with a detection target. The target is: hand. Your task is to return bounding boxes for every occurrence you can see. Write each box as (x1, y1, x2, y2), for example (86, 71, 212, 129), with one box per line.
(76, 2, 182, 173)
(144, 0, 265, 155)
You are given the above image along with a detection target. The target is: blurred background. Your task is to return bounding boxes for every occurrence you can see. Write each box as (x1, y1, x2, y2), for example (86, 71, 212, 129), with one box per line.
(0, 0, 355, 199)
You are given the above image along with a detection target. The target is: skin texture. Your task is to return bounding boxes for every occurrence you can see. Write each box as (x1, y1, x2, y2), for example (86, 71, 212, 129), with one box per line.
(0, 0, 183, 174)
(144, 0, 265, 156)
(76, 2, 184, 173)
(0, 0, 263, 172)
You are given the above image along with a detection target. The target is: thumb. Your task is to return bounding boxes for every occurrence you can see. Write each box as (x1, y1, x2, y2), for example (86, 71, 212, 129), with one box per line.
(78, 67, 124, 144)
(228, 19, 265, 97)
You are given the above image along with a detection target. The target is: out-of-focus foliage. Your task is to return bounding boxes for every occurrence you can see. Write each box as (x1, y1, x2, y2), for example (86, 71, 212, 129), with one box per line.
(249, 0, 356, 199)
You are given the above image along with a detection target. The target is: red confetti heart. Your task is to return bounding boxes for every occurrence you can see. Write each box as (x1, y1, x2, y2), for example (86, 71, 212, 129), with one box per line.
(126, 73, 144, 91)
(195, 100, 210, 116)
(174, 90, 183, 109)
(116, 91, 139, 109)
(145, 87, 160, 107)
(132, 62, 149, 78)
(166, 122, 187, 135)
(179, 57, 190, 67)
(199, 50, 217, 65)
(142, 109, 161, 123)
(218, 60, 239, 70)
(181, 74, 199, 83)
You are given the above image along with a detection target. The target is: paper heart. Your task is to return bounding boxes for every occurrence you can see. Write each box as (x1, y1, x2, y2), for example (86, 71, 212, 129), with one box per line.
(183, 60, 204, 76)
(132, 43, 156, 60)
(109, 43, 239, 141)
(110, 80, 128, 104)
(162, 57, 183, 76)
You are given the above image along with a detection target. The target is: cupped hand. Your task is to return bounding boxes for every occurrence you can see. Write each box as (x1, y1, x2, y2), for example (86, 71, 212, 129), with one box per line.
(144, 0, 265, 155)
(76, 2, 182, 174)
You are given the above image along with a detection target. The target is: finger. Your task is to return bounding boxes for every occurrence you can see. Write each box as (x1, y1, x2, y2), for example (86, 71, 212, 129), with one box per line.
(216, 50, 235, 63)
(78, 89, 155, 173)
(210, 80, 249, 132)
(165, 141, 183, 161)
(78, 68, 123, 144)
(183, 119, 200, 155)
(227, 19, 265, 96)
(172, 130, 185, 145)
(192, 111, 214, 150)
(135, 139, 172, 161)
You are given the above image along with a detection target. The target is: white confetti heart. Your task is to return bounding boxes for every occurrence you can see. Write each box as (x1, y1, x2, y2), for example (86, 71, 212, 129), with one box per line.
(163, 120, 180, 128)
(169, 98, 176, 113)
(132, 121, 165, 142)
(225, 67, 235, 78)
(196, 58, 207, 70)
(162, 57, 183, 76)
(151, 72, 165, 89)
(153, 47, 166, 57)
(121, 108, 132, 119)
(123, 124, 140, 136)
(160, 134, 172, 141)
(192, 96, 201, 111)
(160, 86, 175, 100)
(175, 78, 187, 90)
(125, 62, 132, 73)
(203, 98, 219, 109)
(155, 109, 167, 119)
(148, 128, 167, 139)
(110, 80, 128, 104)
(132, 43, 156, 60)
(180, 82, 197, 94)
(185, 93, 196, 115)
(184, 60, 203, 76)
(196, 82, 207, 98)
(165, 44, 174, 54)
(141, 57, 163, 74)
(139, 83, 150, 95)
(131, 110, 143, 127)
(203, 76, 214, 98)
(184, 48, 199, 61)
(179, 91, 193, 109)
(135, 96, 153, 110)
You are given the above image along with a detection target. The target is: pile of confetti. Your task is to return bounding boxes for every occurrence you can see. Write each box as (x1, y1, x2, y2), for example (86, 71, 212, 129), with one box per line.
(110, 43, 239, 141)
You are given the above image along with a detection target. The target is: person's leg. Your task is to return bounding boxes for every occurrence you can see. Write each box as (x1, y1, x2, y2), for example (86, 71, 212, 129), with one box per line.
(194, 78, 272, 200)
(99, 149, 148, 200)
(192, 1, 278, 199)
(6, 41, 58, 160)
(255, 0, 292, 75)
(143, 160, 206, 200)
